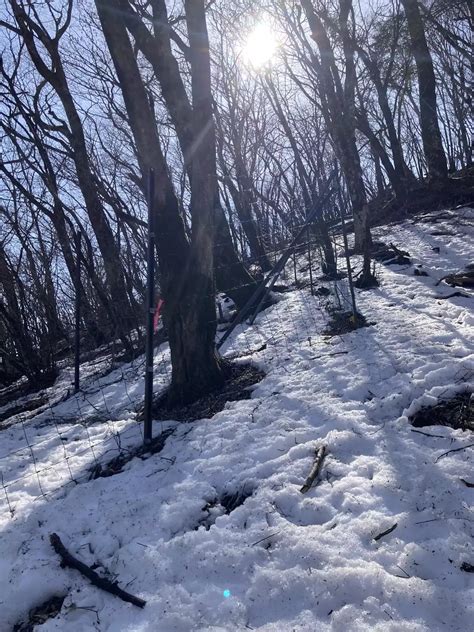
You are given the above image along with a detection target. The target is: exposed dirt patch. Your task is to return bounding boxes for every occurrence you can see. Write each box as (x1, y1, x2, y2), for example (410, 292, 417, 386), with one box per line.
(152, 363, 265, 423)
(13, 595, 65, 631)
(195, 486, 255, 531)
(315, 286, 331, 297)
(414, 266, 429, 277)
(354, 273, 380, 289)
(89, 429, 174, 480)
(0, 393, 48, 425)
(410, 391, 473, 432)
(437, 265, 474, 289)
(324, 310, 374, 336)
(372, 241, 411, 266)
(369, 175, 474, 227)
(220, 486, 254, 513)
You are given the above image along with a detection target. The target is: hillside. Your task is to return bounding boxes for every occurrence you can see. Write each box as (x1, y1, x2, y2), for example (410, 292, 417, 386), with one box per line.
(1, 207, 473, 632)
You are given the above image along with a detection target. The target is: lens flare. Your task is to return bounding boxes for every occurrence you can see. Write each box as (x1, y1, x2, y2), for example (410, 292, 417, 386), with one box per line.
(242, 20, 279, 69)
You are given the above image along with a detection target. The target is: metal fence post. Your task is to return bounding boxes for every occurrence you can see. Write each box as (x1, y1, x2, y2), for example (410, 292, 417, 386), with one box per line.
(339, 208, 358, 319)
(74, 230, 81, 394)
(306, 225, 314, 295)
(144, 168, 156, 445)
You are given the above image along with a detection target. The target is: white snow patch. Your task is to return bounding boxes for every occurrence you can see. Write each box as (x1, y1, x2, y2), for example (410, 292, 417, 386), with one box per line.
(0, 210, 473, 631)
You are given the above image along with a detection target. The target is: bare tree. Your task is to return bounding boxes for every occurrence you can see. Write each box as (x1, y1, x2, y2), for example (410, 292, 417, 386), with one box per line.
(6, 0, 136, 351)
(400, 0, 448, 179)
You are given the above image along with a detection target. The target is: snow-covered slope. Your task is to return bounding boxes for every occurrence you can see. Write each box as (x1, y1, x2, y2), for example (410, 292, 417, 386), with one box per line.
(0, 208, 473, 631)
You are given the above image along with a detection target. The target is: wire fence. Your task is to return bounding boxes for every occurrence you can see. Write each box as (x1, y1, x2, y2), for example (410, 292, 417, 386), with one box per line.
(0, 227, 372, 522)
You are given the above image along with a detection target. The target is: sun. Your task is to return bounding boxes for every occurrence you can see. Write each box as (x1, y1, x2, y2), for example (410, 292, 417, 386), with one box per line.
(242, 20, 279, 69)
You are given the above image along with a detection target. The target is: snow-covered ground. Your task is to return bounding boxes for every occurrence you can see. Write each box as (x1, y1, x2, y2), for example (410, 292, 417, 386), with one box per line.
(0, 208, 473, 631)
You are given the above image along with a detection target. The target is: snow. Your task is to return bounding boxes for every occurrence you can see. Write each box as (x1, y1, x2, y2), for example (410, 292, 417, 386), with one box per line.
(0, 208, 473, 631)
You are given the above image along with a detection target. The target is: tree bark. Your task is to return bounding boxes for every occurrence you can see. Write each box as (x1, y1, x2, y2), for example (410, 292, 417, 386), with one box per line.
(96, 0, 224, 404)
(300, 0, 373, 266)
(357, 47, 416, 191)
(401, 0, 448, 180)
(118, 0, 257, 306)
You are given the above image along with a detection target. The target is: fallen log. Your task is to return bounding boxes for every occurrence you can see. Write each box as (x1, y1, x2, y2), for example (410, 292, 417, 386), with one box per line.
(50, 533, 146, 608)
(300, 445, 327, 494)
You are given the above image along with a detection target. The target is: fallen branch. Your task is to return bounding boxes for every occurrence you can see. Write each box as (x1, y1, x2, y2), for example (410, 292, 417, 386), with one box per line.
(373, 522, 398, 542)
(308, 351, 349, 361)
(50, 533, 146, 608)
(300, 445, 327, 493)
(434, 291, 470, 300)
(435, 443, 474, 463)
(389, 242, 410, 259)
(460, 478, 474, 488)
(226, 344, 267, 360)
(411, 429, 445, 439)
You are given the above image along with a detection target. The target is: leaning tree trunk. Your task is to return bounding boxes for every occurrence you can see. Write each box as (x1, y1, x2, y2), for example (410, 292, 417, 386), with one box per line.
(401, 0, 448, 180)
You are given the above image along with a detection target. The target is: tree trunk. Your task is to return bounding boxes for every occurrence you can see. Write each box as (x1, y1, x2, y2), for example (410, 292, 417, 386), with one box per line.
(117, 0, 257, 306)
(337, 129, 372, 255)
(96, 0, 224, 404)
(358, 48, 416, 190)
(401, 0, 448, 180)
(300, 0, 373, 271)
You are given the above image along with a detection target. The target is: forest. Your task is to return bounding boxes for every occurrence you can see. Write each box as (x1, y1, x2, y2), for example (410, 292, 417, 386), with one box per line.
(0, 1, 472, 631)
(0, 0, 471, 396)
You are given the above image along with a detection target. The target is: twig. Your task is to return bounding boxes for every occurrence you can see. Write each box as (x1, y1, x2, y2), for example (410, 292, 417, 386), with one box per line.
(308, 351, 349, 360)
(226, 344, 267, 360)
(251, 531, 281, 546)
(395, 564, 410, 578)
(411, 429, 445, 439)
(373, 522, 398, 541)
(435, 443, 474, 463)
(300, 445, 327, 493)
(50, 533, 146, 608)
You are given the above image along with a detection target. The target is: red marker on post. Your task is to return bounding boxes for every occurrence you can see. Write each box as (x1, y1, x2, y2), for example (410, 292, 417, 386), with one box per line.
(153, 298, 164, 333)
